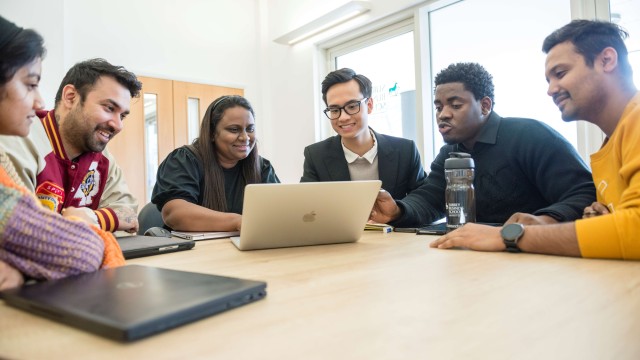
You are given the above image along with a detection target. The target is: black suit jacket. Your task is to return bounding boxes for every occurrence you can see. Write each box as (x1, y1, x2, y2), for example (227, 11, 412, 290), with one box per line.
(300, 130, 427, 200)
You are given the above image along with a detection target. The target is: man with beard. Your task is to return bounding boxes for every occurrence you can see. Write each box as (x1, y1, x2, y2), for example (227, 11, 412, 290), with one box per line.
(370, 62, 595, 228)
(0, 58, 142, 233)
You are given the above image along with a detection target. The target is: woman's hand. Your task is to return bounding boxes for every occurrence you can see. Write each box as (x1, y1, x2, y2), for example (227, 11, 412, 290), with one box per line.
(0, 261, 24, 291)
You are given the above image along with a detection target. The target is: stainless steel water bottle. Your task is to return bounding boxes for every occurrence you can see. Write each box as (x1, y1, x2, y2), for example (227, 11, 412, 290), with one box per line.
(444, 152, 476, 231)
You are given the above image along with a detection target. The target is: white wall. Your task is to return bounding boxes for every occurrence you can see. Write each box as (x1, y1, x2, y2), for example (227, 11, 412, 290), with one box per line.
(0, 0, 65, 109)
(0, 0, 264, 158)
(1, 0, 431, 183)
(61, 0, 259, 90)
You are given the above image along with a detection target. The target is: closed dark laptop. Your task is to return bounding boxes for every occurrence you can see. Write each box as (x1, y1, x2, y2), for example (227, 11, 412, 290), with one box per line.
(116, 235, 195, 259)
(0, 265, 267, 341)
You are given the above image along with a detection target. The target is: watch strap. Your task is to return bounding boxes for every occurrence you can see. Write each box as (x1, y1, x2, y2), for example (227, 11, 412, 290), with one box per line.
(504, 239, 521, 253)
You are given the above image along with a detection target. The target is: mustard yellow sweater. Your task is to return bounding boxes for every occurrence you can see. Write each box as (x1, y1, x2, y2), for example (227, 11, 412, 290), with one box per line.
(576, 92, 640, 259)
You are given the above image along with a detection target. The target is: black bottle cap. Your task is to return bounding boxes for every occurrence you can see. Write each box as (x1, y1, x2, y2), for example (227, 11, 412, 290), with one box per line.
(444, 152, 474, 169)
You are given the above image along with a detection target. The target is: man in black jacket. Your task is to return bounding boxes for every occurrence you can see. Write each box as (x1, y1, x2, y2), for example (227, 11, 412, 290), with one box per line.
(301, 68, 427, 200)
(371, 62, 596, 227)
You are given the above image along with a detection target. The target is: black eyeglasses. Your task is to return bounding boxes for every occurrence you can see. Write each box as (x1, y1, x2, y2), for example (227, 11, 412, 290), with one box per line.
(323, 98, 369, 120)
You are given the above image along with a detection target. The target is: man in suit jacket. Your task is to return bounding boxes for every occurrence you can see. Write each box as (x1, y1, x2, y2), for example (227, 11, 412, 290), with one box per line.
(301, 68, 426, 200)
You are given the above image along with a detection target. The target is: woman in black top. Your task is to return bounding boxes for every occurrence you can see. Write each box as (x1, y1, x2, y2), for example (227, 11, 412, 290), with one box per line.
(152, 95, 279, 231)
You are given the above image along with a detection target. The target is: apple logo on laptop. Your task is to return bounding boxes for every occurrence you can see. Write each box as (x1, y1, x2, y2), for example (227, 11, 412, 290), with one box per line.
(302, 211, 317, 222)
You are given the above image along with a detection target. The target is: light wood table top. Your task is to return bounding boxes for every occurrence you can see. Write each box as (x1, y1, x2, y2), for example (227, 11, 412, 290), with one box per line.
(2, 232, 640, 359)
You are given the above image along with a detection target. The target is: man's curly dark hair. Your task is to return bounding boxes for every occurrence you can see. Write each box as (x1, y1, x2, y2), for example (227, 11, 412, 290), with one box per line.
(434, 62, 495, 105)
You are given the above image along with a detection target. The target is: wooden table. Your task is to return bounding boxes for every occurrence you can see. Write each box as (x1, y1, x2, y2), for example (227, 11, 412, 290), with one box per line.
(2, 232, 640, 359)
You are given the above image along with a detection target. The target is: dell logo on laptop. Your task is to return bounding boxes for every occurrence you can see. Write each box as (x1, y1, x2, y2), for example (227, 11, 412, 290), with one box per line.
(116, 282, 144, 289)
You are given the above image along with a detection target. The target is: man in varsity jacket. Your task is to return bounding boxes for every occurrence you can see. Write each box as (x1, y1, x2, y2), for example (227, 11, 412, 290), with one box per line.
(0, 58, 142, 233)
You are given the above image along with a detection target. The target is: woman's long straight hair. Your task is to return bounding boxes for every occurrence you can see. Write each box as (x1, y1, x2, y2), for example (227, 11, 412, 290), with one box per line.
(189, 95, 261, 211)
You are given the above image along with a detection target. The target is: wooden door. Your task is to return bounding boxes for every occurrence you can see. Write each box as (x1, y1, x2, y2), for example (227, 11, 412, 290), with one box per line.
(108, 76, 172, 206)
(172, 81, 244, 149)
(108, 76, 243, 207)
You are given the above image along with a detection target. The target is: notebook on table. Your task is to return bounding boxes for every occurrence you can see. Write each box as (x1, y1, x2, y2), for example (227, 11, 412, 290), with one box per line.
(0, 265, 267, 341)
(231, 180, 382, 250)
(171, 231, 240, 241)
(115, 235, 195, 259)
(407, 222, 503, 235)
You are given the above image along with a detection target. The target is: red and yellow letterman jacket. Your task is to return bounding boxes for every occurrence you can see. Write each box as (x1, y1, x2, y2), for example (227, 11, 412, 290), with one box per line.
(0, 110, 137, 231)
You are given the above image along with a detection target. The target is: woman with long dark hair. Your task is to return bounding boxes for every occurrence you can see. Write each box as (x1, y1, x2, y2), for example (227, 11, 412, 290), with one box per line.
(152, 95, 279, 231)
(0, 15, 125, 290)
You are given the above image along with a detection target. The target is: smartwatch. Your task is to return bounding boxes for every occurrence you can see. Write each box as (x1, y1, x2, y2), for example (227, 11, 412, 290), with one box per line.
(501, 223, 524, 253)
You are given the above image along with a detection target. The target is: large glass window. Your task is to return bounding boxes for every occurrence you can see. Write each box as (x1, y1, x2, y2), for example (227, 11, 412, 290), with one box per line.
(611, 0, 640, 87)
(323, 0, 627, 166)
(427, 0, 573, 153)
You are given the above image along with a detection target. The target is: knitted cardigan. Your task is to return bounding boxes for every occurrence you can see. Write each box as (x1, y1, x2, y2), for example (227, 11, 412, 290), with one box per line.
(0, 150, 124, 280)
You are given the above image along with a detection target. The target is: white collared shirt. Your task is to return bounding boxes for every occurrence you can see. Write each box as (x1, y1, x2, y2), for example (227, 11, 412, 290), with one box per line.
(342, 130, 378, 164)
(342, 130, 379, 181)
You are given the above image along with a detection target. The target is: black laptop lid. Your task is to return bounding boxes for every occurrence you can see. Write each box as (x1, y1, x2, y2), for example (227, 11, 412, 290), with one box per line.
(116, 235, 195, 259)
(0, 265, 267, 341)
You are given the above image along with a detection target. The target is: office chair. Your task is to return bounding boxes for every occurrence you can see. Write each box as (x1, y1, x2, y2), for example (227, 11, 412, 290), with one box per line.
(137, 202, 165, 235)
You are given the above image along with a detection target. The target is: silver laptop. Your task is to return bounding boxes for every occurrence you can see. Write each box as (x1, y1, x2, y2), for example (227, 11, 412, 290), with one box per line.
(0, 265, 266, 341)
(231, 180, 381, 250)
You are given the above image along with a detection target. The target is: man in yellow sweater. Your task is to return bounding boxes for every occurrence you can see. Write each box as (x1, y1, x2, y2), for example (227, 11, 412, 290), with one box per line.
(430, 19, 640, 260)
